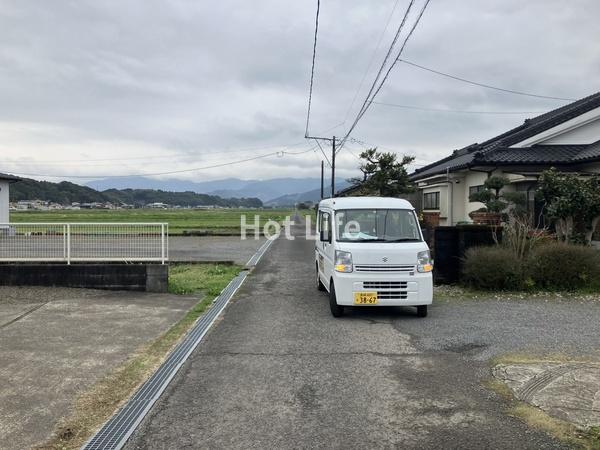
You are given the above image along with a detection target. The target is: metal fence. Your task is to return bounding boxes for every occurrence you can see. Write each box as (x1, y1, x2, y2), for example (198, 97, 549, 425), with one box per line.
(0, 223, 168, 263)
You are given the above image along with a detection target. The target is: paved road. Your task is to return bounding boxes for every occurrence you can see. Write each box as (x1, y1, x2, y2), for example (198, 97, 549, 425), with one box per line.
(169, 236, 266, 264)
(124, 222, 584, 449)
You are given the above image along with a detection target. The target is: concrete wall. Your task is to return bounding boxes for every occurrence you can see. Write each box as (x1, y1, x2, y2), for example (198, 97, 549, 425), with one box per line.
(0, 181, 8, 224)
(421, 169, 541, 224)
(0, 264, 168, 292)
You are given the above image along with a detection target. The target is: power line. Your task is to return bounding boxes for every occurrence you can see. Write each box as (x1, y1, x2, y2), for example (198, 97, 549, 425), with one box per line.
(345, 0, 416, 143)
(399, 59, 576, 101)
(348, 0, 432, 134)
(341, 145, 361, 161)
(313, 138, 331, 167)
(304, 0, 321, 138)
(338, 0, 432, 153)
(0, 141, 310, 166)
(341, 0, 402, 127)
(372, 101, 546, 115)
(8, 147, 317, 179)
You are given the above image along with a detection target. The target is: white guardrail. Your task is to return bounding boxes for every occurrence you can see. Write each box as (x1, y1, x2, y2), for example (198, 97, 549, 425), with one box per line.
(0, 223, 168, 264)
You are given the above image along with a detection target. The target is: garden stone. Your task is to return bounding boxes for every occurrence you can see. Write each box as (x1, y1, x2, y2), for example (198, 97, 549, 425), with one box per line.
(493, 362, 600, 428)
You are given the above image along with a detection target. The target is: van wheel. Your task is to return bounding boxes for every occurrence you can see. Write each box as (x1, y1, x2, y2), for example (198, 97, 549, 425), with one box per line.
(329, 282, 344, 317)
(316, 265, 326, 291)
(416, 305, 428, 318)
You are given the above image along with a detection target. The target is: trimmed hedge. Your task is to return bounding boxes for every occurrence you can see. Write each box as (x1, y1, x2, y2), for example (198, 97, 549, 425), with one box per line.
(461, 243, 600, 291)
(462, 246, 525, 290)
(530, 242, 600, 290)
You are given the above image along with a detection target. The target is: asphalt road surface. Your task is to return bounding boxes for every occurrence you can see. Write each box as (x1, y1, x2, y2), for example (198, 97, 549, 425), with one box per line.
(124, 221, 577, 449)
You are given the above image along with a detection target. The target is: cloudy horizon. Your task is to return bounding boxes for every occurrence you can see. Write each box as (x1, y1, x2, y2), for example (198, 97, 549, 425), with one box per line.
(0, 0, 598, 185)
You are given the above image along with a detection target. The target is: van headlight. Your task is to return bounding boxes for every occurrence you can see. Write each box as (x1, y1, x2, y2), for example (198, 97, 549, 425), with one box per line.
(335, 250, 353, 273)
(417, 250, 433, 273)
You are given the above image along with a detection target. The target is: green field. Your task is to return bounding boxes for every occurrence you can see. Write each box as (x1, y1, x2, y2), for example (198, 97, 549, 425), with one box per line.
(10, 208, 294, 235)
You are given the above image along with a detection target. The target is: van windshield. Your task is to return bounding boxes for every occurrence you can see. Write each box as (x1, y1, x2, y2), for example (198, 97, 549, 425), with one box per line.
(335, 209, 421, 243)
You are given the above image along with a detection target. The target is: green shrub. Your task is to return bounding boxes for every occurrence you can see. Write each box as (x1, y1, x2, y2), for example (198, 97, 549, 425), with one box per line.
(462, 246, 525, 290)
(530, 243, 600, 290)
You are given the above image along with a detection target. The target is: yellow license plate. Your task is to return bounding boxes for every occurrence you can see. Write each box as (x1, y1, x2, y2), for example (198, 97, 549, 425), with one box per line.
(354, 292, 378, 305)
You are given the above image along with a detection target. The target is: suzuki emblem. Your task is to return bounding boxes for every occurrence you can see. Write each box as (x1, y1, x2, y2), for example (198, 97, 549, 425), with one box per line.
(382, 256, 388, 262)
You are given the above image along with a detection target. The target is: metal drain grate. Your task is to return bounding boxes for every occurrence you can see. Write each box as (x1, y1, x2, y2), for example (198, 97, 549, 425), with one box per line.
(246, 238, 276, 267)
(82, 271, 248, 450)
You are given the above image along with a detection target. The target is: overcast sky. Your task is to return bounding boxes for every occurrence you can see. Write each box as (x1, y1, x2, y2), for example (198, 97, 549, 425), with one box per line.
(0, 0, 599, 184)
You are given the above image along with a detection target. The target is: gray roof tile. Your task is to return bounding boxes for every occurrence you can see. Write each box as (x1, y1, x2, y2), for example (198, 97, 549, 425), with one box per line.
(411, 91, 600, 179)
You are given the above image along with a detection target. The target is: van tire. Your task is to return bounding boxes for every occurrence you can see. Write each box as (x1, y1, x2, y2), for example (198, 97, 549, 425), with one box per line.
(329, 282, 344, 317)
(316, 264, 326, 291)
(416, 305, 428, 318)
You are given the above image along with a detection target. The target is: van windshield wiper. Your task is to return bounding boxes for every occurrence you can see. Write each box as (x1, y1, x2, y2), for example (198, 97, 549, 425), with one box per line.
(383, 238, 421, 242)
(341, 238, 386, 242)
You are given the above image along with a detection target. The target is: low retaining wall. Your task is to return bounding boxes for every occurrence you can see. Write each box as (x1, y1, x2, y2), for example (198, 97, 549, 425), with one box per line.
(0, 264, 168, 292)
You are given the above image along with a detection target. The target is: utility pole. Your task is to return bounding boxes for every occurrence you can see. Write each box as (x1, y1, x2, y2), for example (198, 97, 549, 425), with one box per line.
(331, 136, 336, 198)
(320, 160, 324, 200)
(305, 135, 336, 198)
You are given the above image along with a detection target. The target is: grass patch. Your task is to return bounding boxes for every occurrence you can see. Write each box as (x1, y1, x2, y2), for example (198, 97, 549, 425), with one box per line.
(35, 264, 241, 450)
(508, 404, 599, 449)
(169, 264, 242, 295)
(481, 378, 514, 401)
(11, 208, 293, 235)
(434, 284, 600, 303)
(490, 353, 600, 367)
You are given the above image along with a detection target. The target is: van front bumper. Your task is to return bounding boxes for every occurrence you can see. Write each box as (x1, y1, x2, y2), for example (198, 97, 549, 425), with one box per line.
(332, 271, 433, 306)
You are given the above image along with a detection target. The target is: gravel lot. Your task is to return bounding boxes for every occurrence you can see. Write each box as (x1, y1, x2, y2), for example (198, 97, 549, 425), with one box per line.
(394, 289, 600, 362)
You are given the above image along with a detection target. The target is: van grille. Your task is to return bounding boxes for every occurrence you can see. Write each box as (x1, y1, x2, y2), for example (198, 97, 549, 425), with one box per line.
(355, 264, 414, 273)
(363, 281, 407, 290)
(376, 291, 408, 300)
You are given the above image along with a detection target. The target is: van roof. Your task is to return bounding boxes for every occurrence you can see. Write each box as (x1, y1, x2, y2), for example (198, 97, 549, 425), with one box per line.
(318, 196, 415, 210)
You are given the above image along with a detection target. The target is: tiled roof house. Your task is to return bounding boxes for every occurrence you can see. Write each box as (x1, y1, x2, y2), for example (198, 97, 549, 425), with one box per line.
(410, 91, 600, 226)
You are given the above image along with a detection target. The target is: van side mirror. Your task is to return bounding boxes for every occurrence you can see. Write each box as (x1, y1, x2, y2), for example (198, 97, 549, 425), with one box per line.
(320, 229, 331, 243)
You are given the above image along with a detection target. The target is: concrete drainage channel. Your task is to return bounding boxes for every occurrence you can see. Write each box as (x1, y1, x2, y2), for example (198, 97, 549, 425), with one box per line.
(246, 238, 276, 267)
(82, 238, 277, 450)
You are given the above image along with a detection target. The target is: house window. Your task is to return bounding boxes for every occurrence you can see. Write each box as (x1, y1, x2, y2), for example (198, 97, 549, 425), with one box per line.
(469, 185, 484, 201)
(423, 192, 440, 210)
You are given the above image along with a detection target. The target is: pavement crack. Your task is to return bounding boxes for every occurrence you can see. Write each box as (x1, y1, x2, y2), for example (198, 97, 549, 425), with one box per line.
(0, 301, 50, 330)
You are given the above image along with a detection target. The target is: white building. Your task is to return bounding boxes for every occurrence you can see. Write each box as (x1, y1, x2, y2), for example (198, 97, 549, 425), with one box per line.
(0, 173, 20, 224)
(411, 92, 600, 227)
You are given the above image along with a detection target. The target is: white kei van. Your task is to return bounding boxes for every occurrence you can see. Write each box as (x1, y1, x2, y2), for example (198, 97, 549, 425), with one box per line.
(315, 197, 433, 318)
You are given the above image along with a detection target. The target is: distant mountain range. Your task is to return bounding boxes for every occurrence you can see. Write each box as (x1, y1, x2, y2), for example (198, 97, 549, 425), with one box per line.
(10, 177, 262, 208)
(265, 182, 350, 207)
(86, 177, 330, 203)
(9, 176, 349, 208)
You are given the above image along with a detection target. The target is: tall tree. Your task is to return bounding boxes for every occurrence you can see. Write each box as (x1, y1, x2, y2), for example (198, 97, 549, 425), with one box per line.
(349, 148, 415, 196)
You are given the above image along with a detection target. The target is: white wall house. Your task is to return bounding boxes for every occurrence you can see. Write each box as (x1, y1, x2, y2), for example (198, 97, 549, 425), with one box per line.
(0, 173, 20, 224)
(411, 92, 600, 227)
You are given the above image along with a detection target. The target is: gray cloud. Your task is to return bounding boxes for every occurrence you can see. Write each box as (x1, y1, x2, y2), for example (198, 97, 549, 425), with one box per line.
(0, 0, 598, 182)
